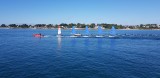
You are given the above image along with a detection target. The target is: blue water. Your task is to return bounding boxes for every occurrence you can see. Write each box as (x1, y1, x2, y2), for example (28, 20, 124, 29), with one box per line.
(0, 29, 160, 78)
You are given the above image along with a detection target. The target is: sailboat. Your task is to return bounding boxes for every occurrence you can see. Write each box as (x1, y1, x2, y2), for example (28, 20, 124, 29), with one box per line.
(70, 26, 82, 37)
(56, 26, 62, 37)
(83, 26, 90, 37)
(109, 26, 117, 38)
(96, 26, 104, 37)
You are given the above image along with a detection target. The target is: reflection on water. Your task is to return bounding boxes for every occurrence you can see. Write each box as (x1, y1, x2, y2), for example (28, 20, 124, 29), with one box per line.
(84, 38, 90, 51)
(109, 39, 116, 50)
(71, 38, 76, 47)
(97, 38, 103, 49)
(84, 38, 89, 46)
(57, 37, 61, 50)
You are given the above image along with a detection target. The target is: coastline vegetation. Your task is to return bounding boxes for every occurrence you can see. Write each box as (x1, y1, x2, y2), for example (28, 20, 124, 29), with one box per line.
(0, 23, 160, 29)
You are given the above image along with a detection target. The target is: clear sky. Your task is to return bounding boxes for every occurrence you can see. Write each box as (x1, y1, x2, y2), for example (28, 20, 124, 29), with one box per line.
(0, 0, 160, 25)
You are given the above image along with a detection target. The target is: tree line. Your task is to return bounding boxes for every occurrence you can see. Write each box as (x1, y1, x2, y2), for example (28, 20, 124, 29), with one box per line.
(0, 23, 159, 29)
(0, 23, 124, 29)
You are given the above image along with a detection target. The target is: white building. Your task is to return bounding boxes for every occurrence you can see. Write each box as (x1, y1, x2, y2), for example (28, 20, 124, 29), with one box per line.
(158, 24, 160, 28)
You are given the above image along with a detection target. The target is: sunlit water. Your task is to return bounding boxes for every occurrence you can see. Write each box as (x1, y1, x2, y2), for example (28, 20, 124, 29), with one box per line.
(0, 29, 160, 78)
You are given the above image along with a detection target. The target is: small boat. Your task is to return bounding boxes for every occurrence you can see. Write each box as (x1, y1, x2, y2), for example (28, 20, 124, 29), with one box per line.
(74, 34, 82, 36)
(108, 26, 117, 38)
(70, 34, 82, 37)
(70, 26, 82, 37)
(82, 26, 90, 37)
(56, 26, 63, 37)
(33, 33, 43, 37)
(95, 26, 104, 37)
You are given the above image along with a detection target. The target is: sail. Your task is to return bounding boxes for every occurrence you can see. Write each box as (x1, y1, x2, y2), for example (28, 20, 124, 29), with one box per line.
(85, 26, 89, 35)
(71, 26, 76, 34)
(110, 26, 116, 36)
(98, 26, 102, 35)
(58, 26, 61, 35)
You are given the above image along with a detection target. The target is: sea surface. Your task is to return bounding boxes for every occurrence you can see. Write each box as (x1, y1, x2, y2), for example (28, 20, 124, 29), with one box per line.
(0, 29, 160, 78)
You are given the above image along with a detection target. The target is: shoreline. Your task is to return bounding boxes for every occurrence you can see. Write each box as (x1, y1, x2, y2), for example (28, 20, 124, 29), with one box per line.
(0, 27, 160, 30)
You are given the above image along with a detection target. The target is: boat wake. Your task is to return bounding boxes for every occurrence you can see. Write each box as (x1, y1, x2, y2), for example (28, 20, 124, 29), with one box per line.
(43, 35, 54, 38)
(37, 34, 160, 40)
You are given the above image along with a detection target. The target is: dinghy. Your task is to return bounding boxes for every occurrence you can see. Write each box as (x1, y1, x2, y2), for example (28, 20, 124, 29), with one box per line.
(96, 26, 104, 38)
(70, 26, 82, 37)
(82, 26, 90, 37)
(109, 26, 118, 38)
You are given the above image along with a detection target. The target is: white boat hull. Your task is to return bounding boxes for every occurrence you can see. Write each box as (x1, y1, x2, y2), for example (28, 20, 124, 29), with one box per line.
(109, 35, 115, 38)
(82, 36, 90, 37)
(70, 35, 79, 37)
(95, 35, 104, 38)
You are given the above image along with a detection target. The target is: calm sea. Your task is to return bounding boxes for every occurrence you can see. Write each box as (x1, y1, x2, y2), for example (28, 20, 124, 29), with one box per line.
(0, 29, 160, 78)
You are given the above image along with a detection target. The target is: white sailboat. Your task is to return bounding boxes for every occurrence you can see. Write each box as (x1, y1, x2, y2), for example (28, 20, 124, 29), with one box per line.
(57, 26, 63, 37)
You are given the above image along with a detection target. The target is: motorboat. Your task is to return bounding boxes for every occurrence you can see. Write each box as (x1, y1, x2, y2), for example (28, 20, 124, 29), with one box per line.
(33, 33, 43, 37)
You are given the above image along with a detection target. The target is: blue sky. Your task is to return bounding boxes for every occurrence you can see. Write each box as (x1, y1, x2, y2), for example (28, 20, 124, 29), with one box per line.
(0, 0, 160, 25)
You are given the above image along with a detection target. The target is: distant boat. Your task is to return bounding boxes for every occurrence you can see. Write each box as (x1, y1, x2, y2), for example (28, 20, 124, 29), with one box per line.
(109, 26, 117, 38)
(57, 26, 63, 37)
(33, 33, 44, 38)
(96, 26, 104, 37)
(71, 26, 76, 34)
(83, 26, 90, 37)
(70, 26, 82, 37)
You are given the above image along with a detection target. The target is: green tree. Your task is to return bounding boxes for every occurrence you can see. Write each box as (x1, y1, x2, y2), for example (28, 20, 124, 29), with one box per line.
(9, 24, 17, 28)
(68, 23, 76, 28)
(81, 24, 86, 28)
(60, 23, 68, 28)
(90, 23, 95, 28)
(1, 24, 7, 27)
(46, 24, 53, 28)
(19, 24, 29, 28)
(77, 23, 81, 28)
